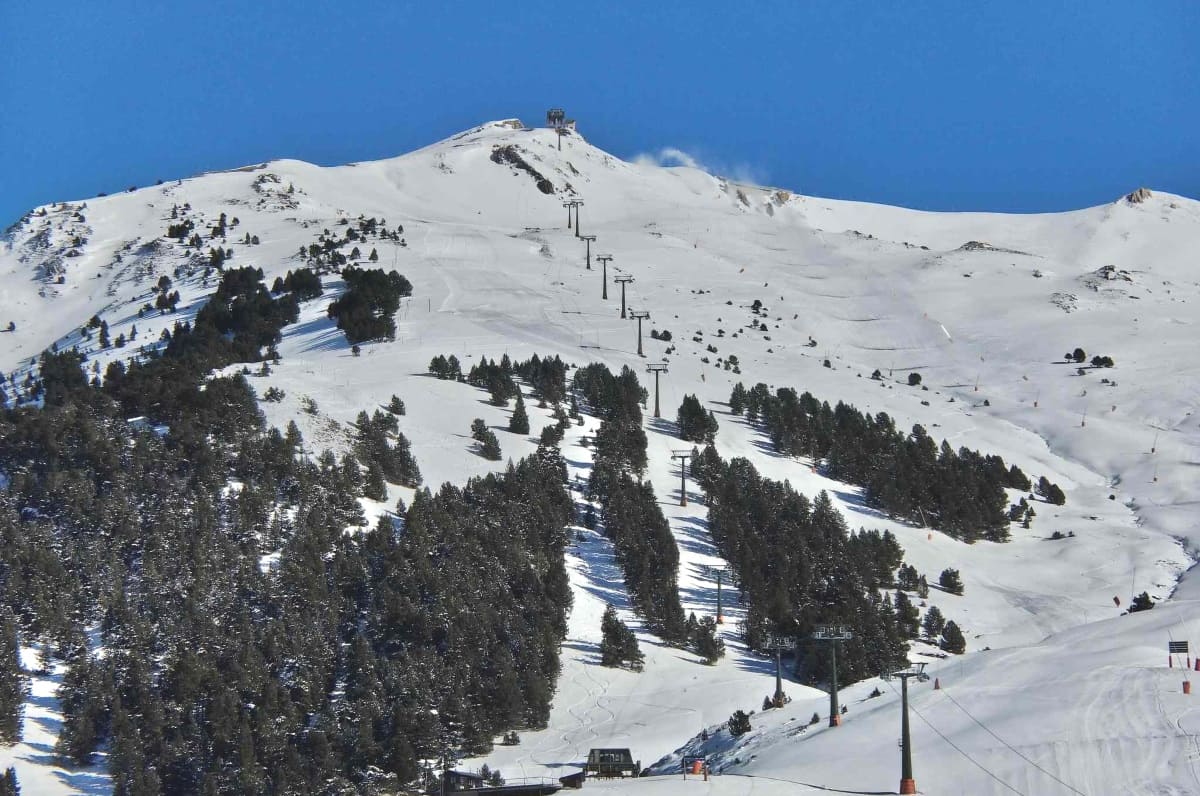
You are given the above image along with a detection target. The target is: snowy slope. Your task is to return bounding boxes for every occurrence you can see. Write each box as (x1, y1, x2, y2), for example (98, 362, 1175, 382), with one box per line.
(1, 119, 1198, 794)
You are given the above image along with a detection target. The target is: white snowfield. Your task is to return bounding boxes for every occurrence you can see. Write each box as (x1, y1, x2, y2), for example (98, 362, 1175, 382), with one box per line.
(1, 119, 1198, 794)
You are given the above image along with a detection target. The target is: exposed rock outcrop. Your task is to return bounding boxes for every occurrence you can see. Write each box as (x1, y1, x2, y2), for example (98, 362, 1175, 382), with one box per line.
(1126, 187, 1153, 204)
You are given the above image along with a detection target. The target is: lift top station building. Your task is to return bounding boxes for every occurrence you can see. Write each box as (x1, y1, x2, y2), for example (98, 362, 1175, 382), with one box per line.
(584, 749, 640, 778)
(546, 108, 576, 131)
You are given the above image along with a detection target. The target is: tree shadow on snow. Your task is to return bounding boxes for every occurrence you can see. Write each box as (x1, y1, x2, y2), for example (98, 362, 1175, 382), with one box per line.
(645, 417, 679, 437)
(572, 535, 633, 612)
(293, 314, 349, 353)
(830, 488, 893, 524)
(55, 768, 111, 796)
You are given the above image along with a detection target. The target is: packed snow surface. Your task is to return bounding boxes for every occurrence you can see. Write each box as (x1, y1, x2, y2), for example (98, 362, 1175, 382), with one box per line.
(2, 119, 1198, 794)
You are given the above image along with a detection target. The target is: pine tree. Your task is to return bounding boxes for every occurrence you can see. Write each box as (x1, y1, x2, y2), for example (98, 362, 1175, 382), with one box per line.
(894, 591, 919, 639)
(55, 644, 104, 764)
(921, 605, 945, 639)
(363, 461, 388, 501)
(728, 710, 751, 737)
(599, 605, 643, 670)
(729, 383, 748, 415)
(387, 721, 419, 786)
(940, 621, 966, 654)
(0, 768, 18, 796)
(387, 394, 406, 415)
(1036, 476, 1066, 506)
(509, 394, 530, 435)
(939, 568, 964, 595)
(480, 430, 502, 461)
(0, 611, 24, 744)
(677, 394, 718, 443)
(693, 616, 725, 664)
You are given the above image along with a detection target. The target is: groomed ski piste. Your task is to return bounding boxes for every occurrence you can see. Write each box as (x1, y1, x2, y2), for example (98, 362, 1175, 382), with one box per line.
(2, 119, 1198, 794)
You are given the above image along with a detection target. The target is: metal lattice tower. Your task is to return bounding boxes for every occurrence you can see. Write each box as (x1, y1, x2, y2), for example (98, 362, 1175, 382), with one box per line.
(813, 625, 853, 726)
(764, 632, 797, 706)
(613, 274, 634, 319)
(596, 255, 613, 300)
(580, 235, 596, 270)
(646, 362, 668, 418)
(630, 310, 650, 357)
(671, 449, 692, 507)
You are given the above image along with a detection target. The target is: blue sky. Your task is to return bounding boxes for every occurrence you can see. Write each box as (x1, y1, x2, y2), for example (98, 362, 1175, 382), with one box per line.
(2, 1, 1196, 226)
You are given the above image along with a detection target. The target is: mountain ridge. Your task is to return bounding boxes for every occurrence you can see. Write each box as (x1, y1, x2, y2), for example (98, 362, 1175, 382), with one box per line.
(2, 117, 1198, 794)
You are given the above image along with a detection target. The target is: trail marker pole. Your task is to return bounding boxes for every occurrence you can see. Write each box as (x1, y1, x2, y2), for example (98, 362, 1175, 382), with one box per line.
(671, 449, 692, 507)
(646, 363, 668, 418)
(765, 633, 796, 707)
(813, 625, 853, 726)
(597, 255, 613, 299)
(581, 235, 596, 270)
(614, 275, 634, 319)
(884, 662, 929, 795)
(631, 310, 650, 357)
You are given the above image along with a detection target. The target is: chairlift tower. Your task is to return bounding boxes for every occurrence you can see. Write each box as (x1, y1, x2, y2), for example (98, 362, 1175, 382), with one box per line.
(812, 625, 853, 726)
(556, 126, 568, 151)
(564, 200, 582, 233)
(613, 275, 634, 319)
(630, 310, 650, 357)
(646, 363, 668, 418)
(703, 564, 727, 624)
(883, 662, 929, 795)
(581, 235, 596, 270)
(596, 255, 613, 300)
(671, 449, 692, 507)
(764, 632, 796, 707)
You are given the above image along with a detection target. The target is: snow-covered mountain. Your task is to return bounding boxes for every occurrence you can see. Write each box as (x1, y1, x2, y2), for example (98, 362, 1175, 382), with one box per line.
(2, 119, 1198, 795)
